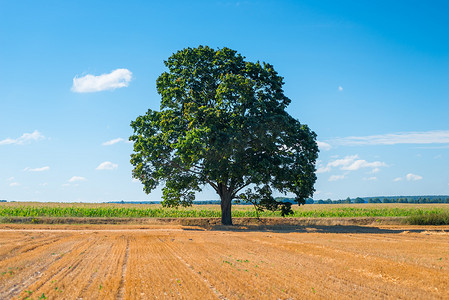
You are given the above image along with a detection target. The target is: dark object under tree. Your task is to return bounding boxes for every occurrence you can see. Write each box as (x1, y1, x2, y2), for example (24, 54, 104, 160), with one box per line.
(130, 46, 318, 225)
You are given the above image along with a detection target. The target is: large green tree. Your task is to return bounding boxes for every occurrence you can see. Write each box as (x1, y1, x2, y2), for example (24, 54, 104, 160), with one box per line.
(130, 46, 318, 225)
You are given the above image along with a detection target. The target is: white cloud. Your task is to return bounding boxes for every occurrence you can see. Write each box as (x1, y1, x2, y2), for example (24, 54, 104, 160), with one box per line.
(333, 130, 449, 146)
(317, 155, 387, 183)
(69, 176, 87, 182)
(394, 173, 423, 182)
(24, 166, 50, 172)
(71, 68, 132, 93)
(329, 174, 345, 181)
(341, 159, 387, 171)
(317, 141, 331, 151)
(320, 155, 387, 173)
(370, 168, 381, 174)
(316, 166, 331, 174)
(327, 155, 359, 169)
(7, 177, 15, 181)
(338, 86, 343, 91)
(420, 145, 449, 149)
(96, 161, 118, 170)
(102, 138, 125, 146)
(406, 173, 423, 181)
(0, 130, 45, 145)
(9, 182, 20, 187)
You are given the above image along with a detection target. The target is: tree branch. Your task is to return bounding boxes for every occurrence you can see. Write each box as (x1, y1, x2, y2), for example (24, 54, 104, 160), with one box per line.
(231, 182, 251, 198)
(168, 160, 219, 192)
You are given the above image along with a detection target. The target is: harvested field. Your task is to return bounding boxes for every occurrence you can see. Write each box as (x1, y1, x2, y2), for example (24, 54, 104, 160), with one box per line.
(0, 224, 448, 299)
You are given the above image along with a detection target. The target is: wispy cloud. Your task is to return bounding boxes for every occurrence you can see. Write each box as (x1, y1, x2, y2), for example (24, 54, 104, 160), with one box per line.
(69, 176, 87, 182)
(96, 161, 118, 170)
(0, 130, 45, 145)
(71, 68, 132, 93)
(370, 168, 380, 174)
(24, 166, 50, 172)
(406, 173, 423, 181)
(332, 130, 449, 146)
(316, 166, 331, 174)
(340, 159, 386, 171)
(9, 182, 20, 187)
(363, 176, 377, 181)
(329, 174, 345, 181)
(102, 138, 126, 146)
(317, 155, 387, 174)
(394, 173, 423, 182)
(317, 141, 331, 151)
(338, 86, 343, 91)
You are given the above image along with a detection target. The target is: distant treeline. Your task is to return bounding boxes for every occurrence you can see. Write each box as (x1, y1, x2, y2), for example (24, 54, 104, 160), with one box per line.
(106, 196, 449, 205)
(2, 197, 448, 205)
(298, 196, 449, 204)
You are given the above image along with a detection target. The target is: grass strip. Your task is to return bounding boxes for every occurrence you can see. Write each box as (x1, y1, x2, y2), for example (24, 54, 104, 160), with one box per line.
(1, 206, 448, 219)
(406, 211, 449, 225)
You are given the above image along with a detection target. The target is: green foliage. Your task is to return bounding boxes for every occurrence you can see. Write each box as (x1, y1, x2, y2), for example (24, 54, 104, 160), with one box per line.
(368, 198, 382, 204)
(1, 205, 448, 220)
(0, 206, 221, 218)
(354, 197, 365, 204)
(407, 211, 449, 225)
(130, 46, 318, 224)
(239, 186, 292, 217)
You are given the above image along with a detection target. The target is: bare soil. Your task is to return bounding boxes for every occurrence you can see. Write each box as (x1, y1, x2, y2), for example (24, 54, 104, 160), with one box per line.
(0, 216, 406, 227)
(0, 223, 448, 299)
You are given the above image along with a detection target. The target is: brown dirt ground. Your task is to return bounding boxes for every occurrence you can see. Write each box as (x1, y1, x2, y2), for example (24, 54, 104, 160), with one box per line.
(0, 223, 448, 299)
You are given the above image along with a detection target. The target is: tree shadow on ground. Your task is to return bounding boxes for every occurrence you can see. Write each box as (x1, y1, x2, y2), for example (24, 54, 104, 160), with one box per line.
(207, 224, 446, 234)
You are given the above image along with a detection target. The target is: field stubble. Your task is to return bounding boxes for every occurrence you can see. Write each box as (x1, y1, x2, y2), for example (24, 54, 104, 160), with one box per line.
(0, 223, 448, 299)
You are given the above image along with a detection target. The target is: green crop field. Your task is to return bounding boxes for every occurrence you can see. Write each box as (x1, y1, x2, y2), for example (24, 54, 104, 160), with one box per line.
(1, 202, 448, 221)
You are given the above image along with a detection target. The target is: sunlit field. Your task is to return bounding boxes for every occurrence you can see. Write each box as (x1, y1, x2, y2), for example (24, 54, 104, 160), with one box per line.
(1, 202, 449, 299)
(1, 202, 448, 219)
(1, 223, 449, 299)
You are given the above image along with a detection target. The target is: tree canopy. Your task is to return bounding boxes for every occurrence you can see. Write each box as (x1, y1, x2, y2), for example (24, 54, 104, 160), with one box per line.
(130, 46, 318, 225)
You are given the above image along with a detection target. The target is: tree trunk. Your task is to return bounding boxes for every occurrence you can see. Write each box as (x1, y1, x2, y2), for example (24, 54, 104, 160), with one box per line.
(220, 191, 233, 225)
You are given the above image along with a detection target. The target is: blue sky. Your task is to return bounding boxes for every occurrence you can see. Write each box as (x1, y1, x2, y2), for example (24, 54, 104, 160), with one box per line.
(1, 0, 448, 202)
